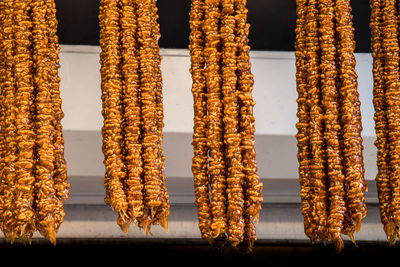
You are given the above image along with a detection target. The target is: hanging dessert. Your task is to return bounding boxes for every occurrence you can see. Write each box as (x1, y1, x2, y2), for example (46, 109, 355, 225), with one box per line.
(99, 0, 169, 234)
(189, 0, 263, 252)
(370, 0, 400, 245)
(295, 0, 366, 252)
(0, 0, 69, 245)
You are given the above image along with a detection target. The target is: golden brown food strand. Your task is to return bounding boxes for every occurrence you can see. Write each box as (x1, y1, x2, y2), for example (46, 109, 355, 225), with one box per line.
(295, 0, 316, 243)
(120, 0, 144, 228)
(99, 0, 129, 229)
(13, 0, 36, 241)
(318, 0, 347, 251)
(99, 0, 111, 210)
(0, 3, 6, 236)
(149, 0, 169, 231)
(0, 0, 18, 241)
(204, 0, 227, 239)
(381, 0, 400, 237)
(235, 0, 263, 250)
(335, 0, 366, 233)
(243, 213, 255, 252)
(221, 0, 245, 247)
(304, 0, 329, 242)
(190, 0, 212, 242)
(136, 0, 163, 233)
(31, 0, 60, 245)
(45, 0, 69, 216)
(370, 0, 394, 243)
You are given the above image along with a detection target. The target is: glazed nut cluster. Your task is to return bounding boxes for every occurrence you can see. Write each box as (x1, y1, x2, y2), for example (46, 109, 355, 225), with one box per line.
(99, 0, 168, 235)
(370, 0, 400, 245)
(189, 0, 263, 253)
(0, 0, 69, 245)
(295, 0, 366, 253)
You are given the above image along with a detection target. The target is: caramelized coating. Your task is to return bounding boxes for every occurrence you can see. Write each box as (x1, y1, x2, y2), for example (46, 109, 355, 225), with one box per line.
(120, 0, 144, 226)
(190, 0, 213, 241)
(318, 0, 347, 251)
(13, 0, 36, 241)
(295, 0, 316, 242)
(305, 0, 329, 241)
(295, 0, 366, 251)
(203, 0, 228, 239)
(31, 0, 59, 245)
(45, 0, 69, 210)
(335, 0, 366, 234)
(189, 0, 261, 251)
(149, 0, 169, 232)
(0, 0, 17, 241)
(99, 0, 168, 235)
(0, 0, 68, 244)
(235, 0, 262, 250)
(370, 0, 395, 243)
(136, 0, 164, 232)
(381, 0, 400, 237)
(99, 0, 129, 230)
(221, 0, 245, 247)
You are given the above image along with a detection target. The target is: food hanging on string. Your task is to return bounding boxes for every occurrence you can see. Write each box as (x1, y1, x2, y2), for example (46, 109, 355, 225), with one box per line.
(99, 0, 169, 234)
(370, 0, 400, 245)
(0, 0, 69, 245)
(295, 0, 366, 252)
(189, 0, 263, 253)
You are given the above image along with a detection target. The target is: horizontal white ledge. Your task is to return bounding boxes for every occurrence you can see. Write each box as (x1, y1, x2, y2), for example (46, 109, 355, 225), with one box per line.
(63, 131, 379, 181)
(66, 176, 379, 206)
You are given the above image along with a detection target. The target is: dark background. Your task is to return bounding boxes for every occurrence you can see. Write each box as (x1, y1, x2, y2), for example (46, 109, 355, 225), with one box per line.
(55, 0, 372, 52)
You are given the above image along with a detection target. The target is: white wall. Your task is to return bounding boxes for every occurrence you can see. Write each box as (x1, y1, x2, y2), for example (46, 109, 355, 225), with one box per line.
(58, 45, 378, 180)
(59, 46, 375, 136)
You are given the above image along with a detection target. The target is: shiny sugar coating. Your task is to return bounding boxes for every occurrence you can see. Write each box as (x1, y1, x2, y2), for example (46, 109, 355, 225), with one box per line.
(99, 0, 169, 235)
(189, 0, 262, 253)
(295, 0, 366, 253)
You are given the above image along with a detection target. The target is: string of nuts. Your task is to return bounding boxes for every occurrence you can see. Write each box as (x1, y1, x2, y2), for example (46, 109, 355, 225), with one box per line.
(295, 0, 366, 253)
(189, 0, 263, 253)
(371, 0, 400, 244)
(0, 0, 69, 245)
(99, 0, 169, 235)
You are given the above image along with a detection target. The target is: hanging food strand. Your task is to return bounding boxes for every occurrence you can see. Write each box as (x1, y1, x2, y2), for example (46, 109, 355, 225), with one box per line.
(221, 0, 245, 247)
(203, 0, 227, 240)
(295, 0, 365, 252)
(370, 0, 396, 244)
(234, 0, 262, 251)
(381, 0, 400, 239)
(100, 0, 168, 234)
(295, 0, 316, 242)
(31, 0, 59, 245)
(136, 0, 163, 233)
(189, 0, 212, 242)
(190, 0, 262, 252)
(120, 0, 144, 226)
(99, 0, 129, 232)
(318, 0, 347, 251)
(45, 0, 69, 213)
(0, 0, 17, 242)
(305, 0, 329, 242)
(335, 0, 366, 234)
(149, 0, 169, 231)
(13, 0, 37, 241)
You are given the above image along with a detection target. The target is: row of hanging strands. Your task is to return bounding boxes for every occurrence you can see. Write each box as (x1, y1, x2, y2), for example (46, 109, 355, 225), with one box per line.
(189, 0, 263, 253)
(0, 0, 69, 245)
(295, 0, 366, 253)
(99, 0, 169, 235)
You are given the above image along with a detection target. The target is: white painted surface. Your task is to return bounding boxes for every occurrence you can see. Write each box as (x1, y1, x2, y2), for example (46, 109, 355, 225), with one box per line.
(57, 46, 378, 180)
(58, 46, 375, 137)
